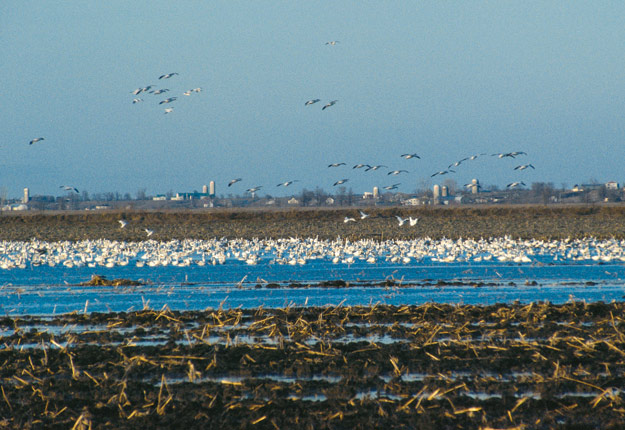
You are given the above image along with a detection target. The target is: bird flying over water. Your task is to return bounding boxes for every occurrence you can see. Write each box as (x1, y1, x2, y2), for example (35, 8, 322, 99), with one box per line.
(322, 100, 338, 110)
(305, 99, 320, 106)
(29, 137, 44, 145)
(228, 178, 242, 187)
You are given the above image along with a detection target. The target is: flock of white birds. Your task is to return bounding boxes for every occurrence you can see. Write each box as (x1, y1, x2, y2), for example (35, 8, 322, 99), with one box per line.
(1, 236, 624, 270)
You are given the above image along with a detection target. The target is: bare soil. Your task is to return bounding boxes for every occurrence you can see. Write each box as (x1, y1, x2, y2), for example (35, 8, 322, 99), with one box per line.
(2, 204, 625, 241)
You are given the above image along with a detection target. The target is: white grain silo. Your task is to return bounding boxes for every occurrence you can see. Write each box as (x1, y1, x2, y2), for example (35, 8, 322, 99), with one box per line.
(23, 188, 29, 203)
(209, 181, 215, 197)
(433, 184, 440, 204)
(373, 186, 379, 198)
(202, 184, 208, 194)
(471, 178, 479, 194)
(441, 185, 448, 197)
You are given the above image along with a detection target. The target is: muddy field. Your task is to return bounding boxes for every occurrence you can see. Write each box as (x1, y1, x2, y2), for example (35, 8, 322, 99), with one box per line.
(1, 302, 624, 429)
(2, 204, 625, 242)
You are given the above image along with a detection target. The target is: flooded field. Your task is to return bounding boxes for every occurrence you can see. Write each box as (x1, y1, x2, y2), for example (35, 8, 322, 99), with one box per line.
(1, 303, 624, 429)
(2, 208, 625, 428)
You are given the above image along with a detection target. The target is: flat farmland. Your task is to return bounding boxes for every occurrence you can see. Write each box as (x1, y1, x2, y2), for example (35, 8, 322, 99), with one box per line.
(2, 205, 625, 241)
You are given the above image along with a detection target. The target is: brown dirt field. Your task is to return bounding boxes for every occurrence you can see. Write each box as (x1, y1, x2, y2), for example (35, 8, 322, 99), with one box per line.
(1, 302, 624, 429)
(2, 204, 625, 241)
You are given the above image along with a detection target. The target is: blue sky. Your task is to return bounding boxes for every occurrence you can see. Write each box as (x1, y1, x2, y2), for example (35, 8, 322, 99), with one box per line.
(3, 2, 625, 199)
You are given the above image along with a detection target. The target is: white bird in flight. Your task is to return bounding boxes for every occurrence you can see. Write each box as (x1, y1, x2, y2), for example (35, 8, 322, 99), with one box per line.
(396, 216, 408, 226)
(514, 164, 535, 170)
(383, 184, 400, 190)
(132, 98, 143, 104)
(247, 186, 262, 193)
(325, 41, 340, 45)
(344, 216, 356, 223)
(305, 99, 320, 106)
(409, 217, 419, 226)
(333, 179, 348, 186)
(365, 165, 386, 171)
(328, 163, 346, 167)
(159, 97, 177, 104)
(359, 210, 369, 219)
(164, 107, 174, 114)
(507, 181, 526, 189)
(322, 100, 338, 110)
(131, 85, 153, 95)
(144, 228, 154, 237)
(431, 170, 455, 177)
(159, 72, 179, 80)
(388, 170, 408, 176)
(118, 220, 128, 229)
(29, 137, 44, 145)
(401, 153, 420, 159)
(228, 178, 242, 187)
(277, 180, 298, 187)
(60, 185, 79, 193)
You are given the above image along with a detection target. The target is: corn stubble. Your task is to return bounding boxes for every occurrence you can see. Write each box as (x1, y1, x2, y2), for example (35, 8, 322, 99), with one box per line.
(0, 302, 624, 429)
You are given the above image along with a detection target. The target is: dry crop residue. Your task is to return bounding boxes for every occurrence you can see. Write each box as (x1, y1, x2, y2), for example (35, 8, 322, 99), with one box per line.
(1, 302, 624, 429)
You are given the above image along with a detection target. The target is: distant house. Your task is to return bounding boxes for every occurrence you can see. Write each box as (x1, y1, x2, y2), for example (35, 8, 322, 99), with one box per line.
(288, 198, 299, 205)
(1, 204, 28, 211)
(402, 198, 421, 206)
(606, 181, 619, 190)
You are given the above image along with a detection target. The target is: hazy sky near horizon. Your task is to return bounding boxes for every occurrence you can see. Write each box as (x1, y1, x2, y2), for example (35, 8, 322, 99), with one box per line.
(3, 2, 625, 199)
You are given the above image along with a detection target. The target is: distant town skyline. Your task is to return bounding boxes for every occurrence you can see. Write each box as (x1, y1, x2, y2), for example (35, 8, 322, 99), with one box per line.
(3, 2, 625, 198)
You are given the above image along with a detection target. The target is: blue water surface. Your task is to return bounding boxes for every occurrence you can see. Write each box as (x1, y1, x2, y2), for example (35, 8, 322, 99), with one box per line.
(1, 259, 624, 315)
